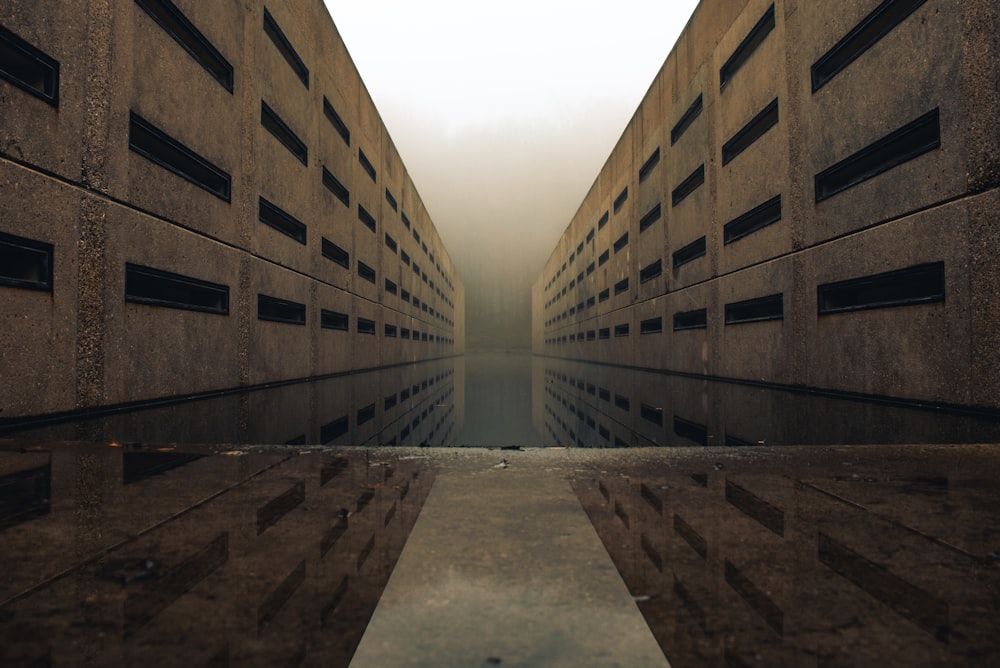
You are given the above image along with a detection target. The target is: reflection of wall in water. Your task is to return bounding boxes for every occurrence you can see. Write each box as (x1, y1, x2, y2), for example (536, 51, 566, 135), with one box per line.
(0, 0, 465, 422)
(0, 447, 434, 665)
(535, 358, 1000, 447)
(532, 0, 1000, 411)
(574, 465, 999, 666)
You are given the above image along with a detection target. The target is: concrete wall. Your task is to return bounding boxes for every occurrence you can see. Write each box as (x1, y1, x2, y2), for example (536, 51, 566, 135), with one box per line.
(0, 0, 464, 421)
(533, 0, 1000, 410)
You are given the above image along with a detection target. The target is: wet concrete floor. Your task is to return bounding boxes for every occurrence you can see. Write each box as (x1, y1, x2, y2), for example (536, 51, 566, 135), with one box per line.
(2, 356, 1000, 665)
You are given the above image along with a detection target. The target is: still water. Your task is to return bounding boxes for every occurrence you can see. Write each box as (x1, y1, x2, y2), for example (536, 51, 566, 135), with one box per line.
(3, 354, 999, 447)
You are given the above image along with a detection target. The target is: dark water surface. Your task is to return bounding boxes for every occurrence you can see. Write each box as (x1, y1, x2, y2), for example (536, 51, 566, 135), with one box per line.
(3, 354, 999, 447)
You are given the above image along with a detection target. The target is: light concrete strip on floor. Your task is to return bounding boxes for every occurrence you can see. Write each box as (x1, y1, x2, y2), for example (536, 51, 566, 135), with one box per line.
(350, 456, 670, 668)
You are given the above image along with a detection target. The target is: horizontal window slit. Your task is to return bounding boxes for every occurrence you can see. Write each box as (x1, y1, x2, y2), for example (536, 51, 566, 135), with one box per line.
(722, 98, 778, 165)
(641, 404, 664, 426)
(812, 0, 928, 92)
(0, 232, 53, 291)
(258, 293, 305, 325)
(384, 324, 397, 337)
(725, 293, 783, 325)
(818, 261, 944, 314)
(614, 278, 629, 295)
(357, 403, 375, 425)
(359, 149, 376, 182)
(674, 416, 708, 446)
(720, 4, 775, 89)
(672, 164, 704, 207)
(639, 204, 662, 232)
(321, 309, 348, 331)
(261, 101, 307, 165)
(321, 237, 349, 269)
(357, 261, 376, 284)
(673, 236, 706, 269)
(322, 166, 350, 207)
(129, 112, 230, 201)
(599, 289, 610, 302)
(322, 96, 350, 145)
(384, 233, 397, 253)
(639, 148, 661, 182)
(674, 308, 707, 331)
(614, 187, 629, 213)
(671, 94, 702, 145)
(320, 416, 348, 444)
(614, 394, 630, 411)
(125, 263, 227, 314)
(724, 195, 782, 244)
(815, 108, 940, 202)
(258, 197, 306, 244)
(614, 233, 629, 254)
(640, 317, 663, 334)
(0, 24, 59, 105)
(614, 323, 630, 337)
(263, 7, 308, 87)
(358, 205, 376, 233)
(598, 250, 610, 266)
(135, 0, 232, 91)
(640, 259, 662, 283)
(598, 328, 610, 340)
(357, 317, 376, 335)
(384, 278, 397, 295)
(385, 189, 397, 211)
(598, 211, 609, 229)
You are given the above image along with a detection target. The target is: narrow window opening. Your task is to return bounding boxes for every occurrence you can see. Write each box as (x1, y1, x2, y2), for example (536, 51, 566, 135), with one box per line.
(263, 7, 308, 87)
(672, 164, 704, 207)
(614, 323, 630, 337)
(640, 317, 663, 334)
(724, 195, 782, 244)
(598, 211, 609, 229)
(671, 94, 702, 145)
(258, 293, 305, 325)
(357, 261, 376, 284)
(125, 263, 227, 314)
(586, 262, 595, 276)
(401, 213, 411, 229)
(614, 394, 631, 411)
(639, 148, 661, 182)
(639, 204, 662, 232)
(641, 404, 664, 426)
(321, 309, 348, 331)
(357, 403, 375, 425)
(359, 149, 376, 182)
(135, 0, 232, 92)
(673, 236, 706, 269)
(129, 112, 230, 201)
(674, 308, 707, 331)
(258, 197, 306, 244)
(320, 416, 348, 444)
(321, 166, 349, 207)
(722, 98, 779, 165)
(358, 205, 376, 233)
(384, 324, 398, 338)
(321, 237, 349, 269)
(674, 416, 708, 446)
(599, 250, 610, 266)
(599, 288, 610, 302)
(815, 108, 940, 202)
(614, 187, 629, 213)
(0, 24, 59, 105)
(261, 101, 307, 165)
(614, 277, 629, 295)
(720, 4, 776, 89)
(322, 96, 350, 145)
(640, 259, 662, 283)
(385, 189, 398, 211)
(725, 293, 784, 324)
(817, 262, 945, 314)
(384, 278, 397, 295)
(384, 233, 397, 253)
(357, 317, 376, 335)
(0, 232, 53, 291)
(614, 233, 629, 254)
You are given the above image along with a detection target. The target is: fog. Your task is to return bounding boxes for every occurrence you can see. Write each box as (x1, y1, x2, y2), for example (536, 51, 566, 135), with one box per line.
(323, 0, 700, 351)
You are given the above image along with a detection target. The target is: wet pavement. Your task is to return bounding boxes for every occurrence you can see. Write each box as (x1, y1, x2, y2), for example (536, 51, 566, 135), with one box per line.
(2, 355, 1000, 665)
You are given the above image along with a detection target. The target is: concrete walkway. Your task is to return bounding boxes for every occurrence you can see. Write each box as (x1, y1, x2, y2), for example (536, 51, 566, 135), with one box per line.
(350, 456, 670, 667)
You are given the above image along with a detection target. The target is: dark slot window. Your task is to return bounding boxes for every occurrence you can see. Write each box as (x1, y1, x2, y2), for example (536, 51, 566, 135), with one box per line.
(614, 278, 629, 295)
(322, 96, 350, 146)
(614, 394, 631, 411)
(586, 296, 595, 308)
(129, 112, 230, 201)
(385, 278, 397, 296)
(384, 233, 397, 253)
(577, 241, 584, 255)
(724, 195, 782, 244)
(586, 228, 595, 243)
(815, 108, 940, 202)
(412, 262, 420, 276)
(258, 197, 306, 244)
(599, 288, 610, 302)
(258, 293, 305, 325)
(640, 317, 663, 334)
(813, 0, 928, 92)
(640, 259, 662, 283)
(401, 288, 410, 301)
(401, 328, 410, 340)
(125, 263, 227, 314)
(385, 189, 398, 211)
(672, 164, 704, 207)
(586, 262, 595, 276)
(263, 7, 308, 87)
(358, 205, 376, 233)
(599, 328, 611, 340)
(357, 317, 376, 335)
(671, 94, 703, 145)
(722, 98, 779, 165)
(321, 309, 348, 331)
(587, 330, 596, 341)
(614, 187, 629, 213)
(614, 323, 630, 337)
(413, 229, 421, 243)
(0, 24, 59, 106)
(613, 233, 629, 254)
(674, 416, 708, 446)
(261, 101, 307, 165)
(359, 149, 376, 182)
(357, 261, 376, 284)
(401, 250, 410, 266)
(401, 213, 411, 229)
(320, 416, 348, 444)
(725, 293, 784, 324)
(720, 4, 775, 89)
(639, 148, 661, 182)
(674, 308, 708, 331)
(577, 272, 584, 283)
(818, 262, 945, 314)
(641, 404, 664, 426)
(673, 236, 706, 269)
(321, 237, 349, 269)
(599, 388, 611, 402)
(135, 0, 232, 92)
(0, 232, 53, 291)
(321, 166, 349, 207)
(599, 250, 610, 266)
(383, 323, 398, 339)
(598, 211, 609, 229)
(384, 393, 397, 410)
(639, 204, 662, 232)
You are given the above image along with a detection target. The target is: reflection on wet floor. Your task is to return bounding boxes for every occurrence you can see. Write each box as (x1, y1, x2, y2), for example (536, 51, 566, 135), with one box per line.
(0, 444, 435, 666)
(571, 446, 1000, 666)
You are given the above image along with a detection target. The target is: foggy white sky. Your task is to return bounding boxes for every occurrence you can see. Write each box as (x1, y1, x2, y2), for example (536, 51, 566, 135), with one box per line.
(322, 0, 701, 348)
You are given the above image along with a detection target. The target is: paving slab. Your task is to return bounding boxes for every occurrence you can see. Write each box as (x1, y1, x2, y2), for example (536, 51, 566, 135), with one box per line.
(350, 456, 670, 668)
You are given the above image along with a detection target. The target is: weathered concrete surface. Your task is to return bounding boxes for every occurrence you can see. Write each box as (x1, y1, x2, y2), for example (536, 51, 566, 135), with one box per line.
(351, 457, 671, 668)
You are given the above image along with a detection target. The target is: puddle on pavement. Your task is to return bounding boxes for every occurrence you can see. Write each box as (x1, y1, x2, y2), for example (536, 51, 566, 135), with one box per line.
(2, 354, 999, 447)
(571, 446, 1000, 666)
(0, 444, 435, 666)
